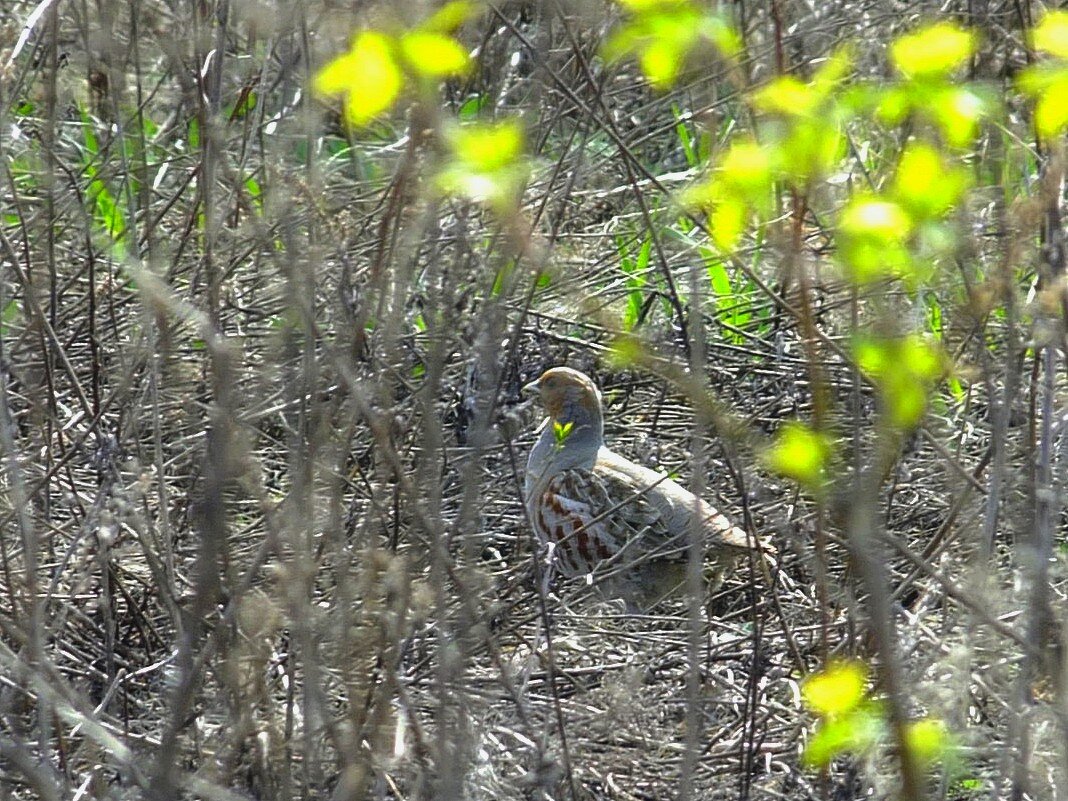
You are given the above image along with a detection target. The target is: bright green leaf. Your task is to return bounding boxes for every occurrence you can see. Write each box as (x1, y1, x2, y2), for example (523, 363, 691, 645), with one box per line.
(459, 95, 486, 119)
(1, 299, 21, 333)
(553, 420, 574, 447)
(891, 22, 976, 79)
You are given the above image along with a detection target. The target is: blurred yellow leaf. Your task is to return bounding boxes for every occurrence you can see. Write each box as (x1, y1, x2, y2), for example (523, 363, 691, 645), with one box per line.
(854, 334, 946, 429)
(709, 195, 747, 251)
(603, 4, 736, 90)
(899, 335, 944, 381)
(697, 14, 743, 59)
(753, 76, 817, 117)
(765, 423, 831, 490)
(891, 22, 976, 79)
(802, 660, 868, 717)
(836, 198, 914, 282)
(892, 142, 968, 219)
(314, 31, 403, 126)
(906, 718, 951, 766)
(1032, 10, 1068, 58)
(640, 37, 688, 88)
(811, 46, 855, 96)
(854, 337, 889, 376)
(719, 140, 774, 202)
(608, 334, 647, 367)
(1034, 73, 1068, 137)
(803, 706, 884, 768)
(400, 31, 470, 77)
(437, 121, 529, 211)
(421, 0, 480, 33)
(617, 0, 691, 11)
(931, 86, 984, 146)
(449, 120, 524, 170)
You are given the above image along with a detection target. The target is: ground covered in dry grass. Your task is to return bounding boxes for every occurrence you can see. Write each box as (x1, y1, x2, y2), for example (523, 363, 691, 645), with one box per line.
(0, 1, 1065, 800)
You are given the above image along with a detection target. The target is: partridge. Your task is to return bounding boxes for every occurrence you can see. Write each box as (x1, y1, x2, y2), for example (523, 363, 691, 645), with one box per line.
(524, 366, 769, 610)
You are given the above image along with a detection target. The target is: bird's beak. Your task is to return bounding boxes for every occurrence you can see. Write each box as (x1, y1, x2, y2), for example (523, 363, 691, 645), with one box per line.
(522, 377, 540, 396)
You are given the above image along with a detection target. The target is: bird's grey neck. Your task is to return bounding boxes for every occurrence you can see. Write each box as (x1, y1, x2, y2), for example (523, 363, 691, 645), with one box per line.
(525, 416, 601, 496)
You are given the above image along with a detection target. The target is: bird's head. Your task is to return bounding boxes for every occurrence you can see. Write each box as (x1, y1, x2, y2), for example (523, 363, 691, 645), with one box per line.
(524, 367, 603, 431)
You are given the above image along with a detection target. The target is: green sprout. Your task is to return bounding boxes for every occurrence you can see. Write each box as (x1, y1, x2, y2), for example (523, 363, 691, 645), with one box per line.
(552, 420, 574, 449)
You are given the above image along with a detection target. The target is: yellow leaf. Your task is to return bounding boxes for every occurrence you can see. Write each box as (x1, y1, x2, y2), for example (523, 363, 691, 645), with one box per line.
(719, 140, 773, 201)
(803, 705, 885, 767)
(753, 76, 816, 117)
(608, 334, 646, 366)
(836, 198, 914, 282)
(438, 121, 529, 211)
(811, 46, 854, 98)
(698, 14, 743, 59)
(709, 196, 747, 251)
(765, 423, 831, 489)
(906, 718, 950, 766)
(640, 38, 685, 88)
(421, 0, 480, 33)
(891, 22, 976, 79)
(854, 335, 945, 429)
(617, 0, 691, 11)
(449, 120, 524, 171)
(842, 198, 910, 233)
(400, 31, 470, 77)
(1034, 74, 1068, 137)
(899, 335, 944, 381)
(931, 86, 984, 146)
(853, 337, 890, 376)
(314, 31, 403, 126)
(1032, 10, 1068, 59)
(892, 142, 968, 219)
(802, 661, 868, 717)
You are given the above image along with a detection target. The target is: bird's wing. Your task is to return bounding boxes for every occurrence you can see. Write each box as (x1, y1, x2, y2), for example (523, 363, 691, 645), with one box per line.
(592, 449, 760, 553)
(540, 466, 690, 574)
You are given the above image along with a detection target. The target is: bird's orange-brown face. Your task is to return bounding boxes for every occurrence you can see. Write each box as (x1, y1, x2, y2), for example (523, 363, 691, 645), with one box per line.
(526, 367, 601, 421)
